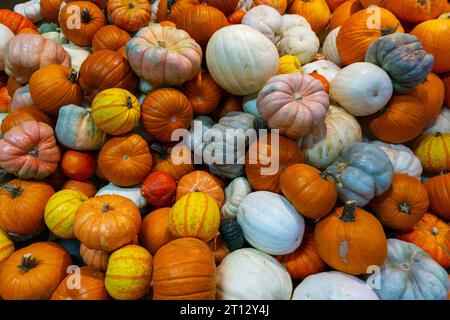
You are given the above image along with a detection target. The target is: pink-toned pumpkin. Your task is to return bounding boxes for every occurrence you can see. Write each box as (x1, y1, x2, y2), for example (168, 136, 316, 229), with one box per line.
(126, 24, 202, 87)
(10, 85, 33, 111)
(0, 121, 61, 179)
(257, 73, 330, 139)
(3, 34, 71, 84)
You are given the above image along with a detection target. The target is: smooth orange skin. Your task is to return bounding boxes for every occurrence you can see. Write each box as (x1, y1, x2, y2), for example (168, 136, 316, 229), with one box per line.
(139, 208, 174, 256)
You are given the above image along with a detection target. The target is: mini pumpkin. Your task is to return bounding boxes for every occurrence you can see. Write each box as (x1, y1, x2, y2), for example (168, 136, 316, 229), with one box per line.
(151, 144, 194, 181)
(140, 171, 176, 207)
(79, 243, 110, 271)
(61, 151, 96, 181)
(62, 179, 97, 198)
(139, 208, 174, 256)
(0, 106, 53, 136)
(415, 132, 450, 173)
(92, 25, 131, 52)
(176, 170, 224, 208)
(107, 0, 152, 32)
(182, 71, 222, 115)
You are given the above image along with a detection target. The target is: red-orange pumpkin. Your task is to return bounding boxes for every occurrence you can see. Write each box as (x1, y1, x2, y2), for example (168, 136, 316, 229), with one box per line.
(62, 180, 98, 198)
(140, 171, 176, 207)
(40, 0, 65, 22)
(92, 25, 132, 52)
(182, 72, 222, 115)
(61, 151, 96, 181)
(0, 9, 36, 34)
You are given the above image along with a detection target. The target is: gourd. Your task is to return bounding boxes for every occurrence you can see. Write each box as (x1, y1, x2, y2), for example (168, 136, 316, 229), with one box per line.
(14, 0, 43, 23)
(221, 177, 252, 219)
(219, 219, 246, 252)
(39, 23, 68, 44)
(96, 183, 148, 210)
(278, 54, 302, 74)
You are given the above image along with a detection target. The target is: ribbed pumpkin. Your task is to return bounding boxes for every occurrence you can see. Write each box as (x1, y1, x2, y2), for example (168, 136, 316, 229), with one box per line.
(105, 245, 153, 300)
(280, 164, 337, 220)
(61, 151, 96, 181)
(152, 238, 216, 300)
(107, 0, 152, 32)
(182, 72, 222, 115)
(140, 171, 176, 207)
(169, 192, 220, 241)
(91, 88, 140, 136)
(92, 25, 131, 52)
(0, 229, 14, 265)
(176, 171, 224, 208)
(0, 106, 52, 136)
(326, 0, 349, 11)
(0, 9, 36, 34)
(415, 133, 450, 173)
(425, 172, 450, 221)
(140, 208, 174, 256)
(62, 180, 97, 198)
(97, 134, 152, 187)
(80, 243, 110, 271)
(0, 87, 11, 112)
(219, 219, 246, 252)
(40, 0, 64, 22)
(51, 266, 109, 300)
(385, 0, 447, 24)
(315, 201, 388, 275)
(328, 0, 362, 31)
(397, 213, 450, 268)
(210, 94, 243, 121)
(289, 0, 331, 34)
(444, 74, 450, 107)
(151, 144, 194, 181)
(73, 194, 142, 251)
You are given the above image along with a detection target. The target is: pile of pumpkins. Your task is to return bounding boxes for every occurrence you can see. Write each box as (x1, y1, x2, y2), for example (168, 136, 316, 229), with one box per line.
(0, 0, 449, 300)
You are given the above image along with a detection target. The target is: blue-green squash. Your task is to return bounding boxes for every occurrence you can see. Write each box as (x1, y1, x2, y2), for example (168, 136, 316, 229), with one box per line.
(219, 219, 246, 252)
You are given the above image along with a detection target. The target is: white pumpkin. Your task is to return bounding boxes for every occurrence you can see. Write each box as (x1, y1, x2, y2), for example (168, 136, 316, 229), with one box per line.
(221, 177, 252, 219)
(14, 0, 42, 23)
(206, 25, 279, 96)
(371, 141, 422, 180)
(322, 27, 342, 66)
(237, 191, 305, 255)
(61, 44, 91, 72)
(330, 62, 393, 116)
(10, 85, 34, 111)
(216, 248, 293, 300)
(241, 5, 281, 44)
(298, 105, 362, 169)
(301, 60, 341, 83)
(0, 24, 14, 71)
(423, 108, 450, 134)
(292, 271, 379, 300)
(96, 183, 147, 209)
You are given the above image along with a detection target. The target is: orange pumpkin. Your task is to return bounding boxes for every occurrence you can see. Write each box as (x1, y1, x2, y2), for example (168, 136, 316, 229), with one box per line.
(0, 9, 36, 34)
(252, 0, 287, 14)
(80, 243, 110, 271)
(139, 208, 174, 256)
(0, 87, 11, 112)
(415, 132, 450, 173)
(61, 151, 96, 181)
(182, 72, 222, 115)
(98, 134, 153, 187)
(205, 0, 239, 15)
(159, 20, 177, 27)
(0, 106, 53, 136)
(425, 172, 450, 221)
(308, 70, 330, 93)
(107, 0, 152, 32)
(17, 28, 39, 35)
(207, 234, 230, 265)
(176, 170, 224, 208)
(444, 74, 450, 107)
(326, 0, 350, 11)
(157, 0, 195, 22)
(328, 0, 363, 31)
(385, 0, 447, 24)
(6, 77, 21, 98)
(40, 0, 65, 22)
(151, 144, 194, 181)
(62, 179, 98, 198)
(65, 0, 109, 7)
(210, 94, 243, 122)
(92, 25, 132, 52)
(289, 0, 331, 34)
(227, 8, 247, 24)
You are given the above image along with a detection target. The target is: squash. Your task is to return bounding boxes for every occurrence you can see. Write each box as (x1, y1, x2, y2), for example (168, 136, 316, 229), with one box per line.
(126, 24, 202, 87)
(315, 201, 388, 275)
(369, 239, 448, 300)
(330, 62, 393, 116)
(96, 183, 148, 210)
(139, 208, 174, 256)
(0, 24, 15, 71)
(151, 144, 194, 181)
(61, 44, 91, 72)
(14, 0, 42, 23)
(0, 9, 36, 34)
(152, 238, 216, 300)
(218, 219, 245, 252)
(40, 0, 64, 22)
(221, 177, 252, 219)
(206, 24, 279, 96)
(216, 248, 292, 300)
(301, 60, 341, 83)
(79, 243, 109, 271)
(289, 0, 331, 34)
(322, 26, 342, 66)
(74, 194, 141, 251)
(1, 106, 52, 136)
(292, 271, 379, 300)
(278, 55, 302, 74)
(63, 179, 97, 198)
(140, 171, 175, 207)
(92, 25, 131, 53)
(105, 244, 153, 300)
(107, 0, 152, 32)
(0, 229, 14, 265)
(328, 0, 362, 31)
(182, 71, 222, 115)
(424, 172, 450, 221)
(385, 0, 447, 24)
(365, 33, 434, 94)
(176, 170, 224, 208)
(241, 5, 282, 44)
(415, 132, 450, 173)
(237, 191, 305, 255)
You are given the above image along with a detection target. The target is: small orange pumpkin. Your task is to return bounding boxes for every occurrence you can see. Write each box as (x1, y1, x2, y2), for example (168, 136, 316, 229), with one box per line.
(424, 172, 450, 221)
(107, 0, 152, 32)
(289, 0, 331, 34)
(92, 25, 132, 52)
(62, 179, 98, 198)
(151, 144, 194, 181)
(139, 208, 174, 256)
(0, 106, 53, 136)
(80, 243, 110, 271)
(328, 0, 363, 31)
(176, 170, 224, 208)
(182, 72, 222, 115)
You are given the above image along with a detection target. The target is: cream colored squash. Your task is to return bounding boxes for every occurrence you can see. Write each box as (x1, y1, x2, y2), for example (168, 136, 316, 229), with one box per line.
(423, 108, 450, 134)
(14, 0, 42, 23)
(221, 177, 252, 219)
(61, 44, 91, 72)
(96, 183, 147, 210)
(241, 5, 282, 44)
(301, 60, 341, 83)
(0, 24, 14, 71)
(322, 27, 342, 66)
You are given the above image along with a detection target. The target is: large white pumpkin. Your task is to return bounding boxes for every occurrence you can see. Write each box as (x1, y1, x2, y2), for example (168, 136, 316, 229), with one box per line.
(237, 191, 305, 255)
(298, 105, 362, 169)
(423, 108, 450, 134)
(301, 60, 341, 83)
(61, 44, 91, 72)
(0, 24, 14, 71)
(206, 25, 279, 96)
(96, 183, 147, 209)
(14, 0, 42, 23)
(216, 248, 293, 300)
(241, 5, 281, 44)
(322, 27, 342, 66)
(330, 62, 393, 116)
(292, 271, 379, 300)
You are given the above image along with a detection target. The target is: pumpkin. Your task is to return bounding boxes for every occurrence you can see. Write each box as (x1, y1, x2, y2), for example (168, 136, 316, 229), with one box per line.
(278, 55, 302, 74)
(424, 108, 450, 135)
(182, 72, 222, 115)
(29, 65, 84, 116)
(257, 73, 330, 139)
(325, 143, 394, 206)
(153, 237, 216, 299)
(251, 0, 288, 13)
(322, 27, 342, 66)
(0, 242, 72, 300)
(0, 9, 36, 34)
(220, 179, 251, 220)
(385, 0, 447, 24)
(3, 34, 71, 84)
(107, 0, 152, 33)
(336, 8, 403, 65)
(210, 94, 243, 121)
(326, 0, 348, 11)
(237, 191, 305, 255)
(40, 0, 64, 22)
(65, 0, 109, 8)
(0, 106, 52, 136)
(96, 183, 148, 210)
(415, 132, 450, 173)
(80, 243, 110, 271)
(206, 24, 279, 96)
(397, 213, 450, 268)
(216, 248, 292, 300)
(0, 87, 11, 112)
(207, 234, 230, 265)
(176, 170, 224, 208)
(51, 266, 109, 300)
(61, 44, 91, 72)
(59, 1, 106, 47)
(140, 171, 176, 207)
(74, 194, 141, 251)
(301, 60, 341, 83)
(444, 74, 450, 107)
(315, 201, 388, 275)
(0, 229, 14, 265)
(0, 24, 15, 71)
(424, 172, 450, 220)
(369, 239, 448, 300)
(169, 192, 220, 241)
(105, 244, 153, 300)
(61, 151, 96, 181)
(205, 0, 239, 15)
(292, 271, 379, 300)
(330, 62, 393, 117)
(0, 121, 61, 180)
(246, 135, 304, 193)
(10, 85, 33, 111)
(126, 24, 202, 87)
(298, 105, 362, 169)
(289, 0, 331, 34)
(152, 144, 194, 181)
(14, 0, 42, 23)
(141, 88, 193, 142)
(328, 0, 362, 31)
(241, 5, 282, 44)
(79, 50, 138, 99)
(307, 71, 329, 93)
(62, 179, 97, 198)
(218, 219, 245, 252)
(92, 25, 131, 53)
(140, 208, 174, 256)
(409, 73, 445, 127)
(365, 33, 434, 94)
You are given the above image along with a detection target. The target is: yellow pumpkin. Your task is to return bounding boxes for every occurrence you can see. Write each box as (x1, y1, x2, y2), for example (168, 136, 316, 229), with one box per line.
(415, 133, 450, 173)
(91, 88, 140, 136)
(168, 192, 220, 242)
(0, 229, 14, 265)
(105, 244, 153, 300)
(44, 190, 88, 239)
(278, 55, 302, 74)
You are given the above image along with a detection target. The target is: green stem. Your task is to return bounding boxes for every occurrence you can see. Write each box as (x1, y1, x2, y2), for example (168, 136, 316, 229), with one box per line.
(3, 185, 23, 198)
(150, 143, 170, 159)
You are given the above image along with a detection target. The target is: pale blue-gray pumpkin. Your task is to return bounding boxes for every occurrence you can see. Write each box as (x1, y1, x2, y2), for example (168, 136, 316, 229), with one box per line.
(219, 219, 246, 252)
(368, 239, 448, 300)
(325, 142, 394, 207)
(365, 33, 434, 93)
(55, 104, 106, 151)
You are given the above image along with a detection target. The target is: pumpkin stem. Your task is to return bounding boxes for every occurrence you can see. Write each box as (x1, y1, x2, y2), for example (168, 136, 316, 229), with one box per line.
(418, 0, 426, 5)
(128, 1, 135, 9)
(381, 23, 400, 36)
(166, 0, 176, 14)
(3, 185, 23, 198)
(126, 96, 133, 109)
(439, 170, 448, 175)
(436, 131, 442, 137)
(81, 8, 90, 24)
(67, 69, 78, 83)
(398, 202, 411, 214)
(19, 253, 37, 272)
(27, 146, 40, 158)
(157, 40, 166, 48)
(340, 200, 357, 223)
(293, 92, 303, 101)
(431, 227, 439, 236)
(150, 143, 170, 159)
(322, 171, 343, 188)
(102, 203, 110, 213)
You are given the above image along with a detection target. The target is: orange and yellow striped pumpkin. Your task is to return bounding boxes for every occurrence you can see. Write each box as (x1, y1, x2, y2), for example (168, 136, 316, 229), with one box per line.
(169, 192, 220, 242)
(415, 133, 450, 173)
(176, 171, 225, 208)
(91, 88, 140, 136)
(44, 190, 88, 239)
(105, 245, 153, 300)
(0, 229, 14, 265)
